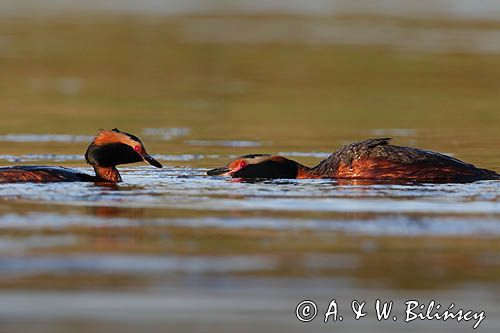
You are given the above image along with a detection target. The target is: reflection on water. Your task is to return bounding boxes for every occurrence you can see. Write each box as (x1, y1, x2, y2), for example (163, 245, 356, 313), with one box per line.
(179, 17, 500, 53)
(142, 127, 190, 140)
(0, 134, 93, 143)
(0, 167, 498, 277)
(0, 254, 275, 275)
(0, 167, 498, 332)
(0, 154, 83, 163)
(4, 0, 500, 20)
(186, 140, 263, 147)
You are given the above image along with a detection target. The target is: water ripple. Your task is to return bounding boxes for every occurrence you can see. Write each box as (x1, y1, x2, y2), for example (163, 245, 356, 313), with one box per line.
(0, 167, 497, 218)
(143, 128, 190, 140)
(0, 134, 93, 143)
(186, 140, 263, 147)
(1, 213, 499, 237)
(0, 255, 275, 274)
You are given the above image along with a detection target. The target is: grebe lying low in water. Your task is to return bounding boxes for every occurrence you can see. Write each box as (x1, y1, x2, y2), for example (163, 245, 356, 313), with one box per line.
(0, 128, 162, 183)
(207, 138, 499, 183)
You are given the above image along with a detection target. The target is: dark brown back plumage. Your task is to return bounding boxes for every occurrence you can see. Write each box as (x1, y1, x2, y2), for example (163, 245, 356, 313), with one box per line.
(310, 138, 498, 182)
(207, 138, 499, 182)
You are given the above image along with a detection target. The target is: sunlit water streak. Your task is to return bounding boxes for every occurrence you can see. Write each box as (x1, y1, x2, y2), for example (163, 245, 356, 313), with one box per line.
(0, 255, 275, 275)
(0, 154, 223, 162)
(186, 140, 263, 147)
(0, 166, 498, 217)
(1, 213, 500, 237)
(0, 235, 76, 254)
(0, 134, 93, 143)
(4, 0, 500, 20)
(142, 127, 190, 140)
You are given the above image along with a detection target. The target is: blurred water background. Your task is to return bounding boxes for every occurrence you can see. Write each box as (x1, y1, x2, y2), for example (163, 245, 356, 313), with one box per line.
(0, 1, 499, 332)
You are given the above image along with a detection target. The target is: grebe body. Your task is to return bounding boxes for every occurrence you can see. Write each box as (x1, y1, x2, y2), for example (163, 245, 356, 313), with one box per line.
(0, 166, 95, 183)
(0, 129, 162, 184)
(207, 138, 499, 183)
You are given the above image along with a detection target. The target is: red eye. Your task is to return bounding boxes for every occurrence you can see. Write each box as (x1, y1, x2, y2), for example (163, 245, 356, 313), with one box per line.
(134, 145, 141, 152)
(239, 161, 247, 168)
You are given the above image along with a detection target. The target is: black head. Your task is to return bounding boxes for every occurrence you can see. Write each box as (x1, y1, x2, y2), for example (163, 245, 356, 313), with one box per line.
(207, 154, 299, 179)
(85, 128, 163, 168)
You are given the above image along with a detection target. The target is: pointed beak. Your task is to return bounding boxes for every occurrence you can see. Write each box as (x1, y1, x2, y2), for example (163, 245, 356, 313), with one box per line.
(143, 154, 163, 168)
(207, 166, 230, 176)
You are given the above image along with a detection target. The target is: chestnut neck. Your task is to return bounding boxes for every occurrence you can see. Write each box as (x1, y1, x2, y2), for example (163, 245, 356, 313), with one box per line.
(295, 159, 337, 179)
(295, 163, 315, 179)
(93, 165, 122, 183)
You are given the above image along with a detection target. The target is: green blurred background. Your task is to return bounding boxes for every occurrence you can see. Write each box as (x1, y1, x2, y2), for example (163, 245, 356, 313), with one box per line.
(1, 1, 499, 170)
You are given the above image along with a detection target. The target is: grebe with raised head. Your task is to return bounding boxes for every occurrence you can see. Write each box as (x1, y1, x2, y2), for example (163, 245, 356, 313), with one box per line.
(0, 128, 162, 183)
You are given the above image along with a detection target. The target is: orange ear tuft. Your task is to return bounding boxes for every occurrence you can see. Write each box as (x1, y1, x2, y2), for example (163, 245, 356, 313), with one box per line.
(93, 129, 137, 147)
